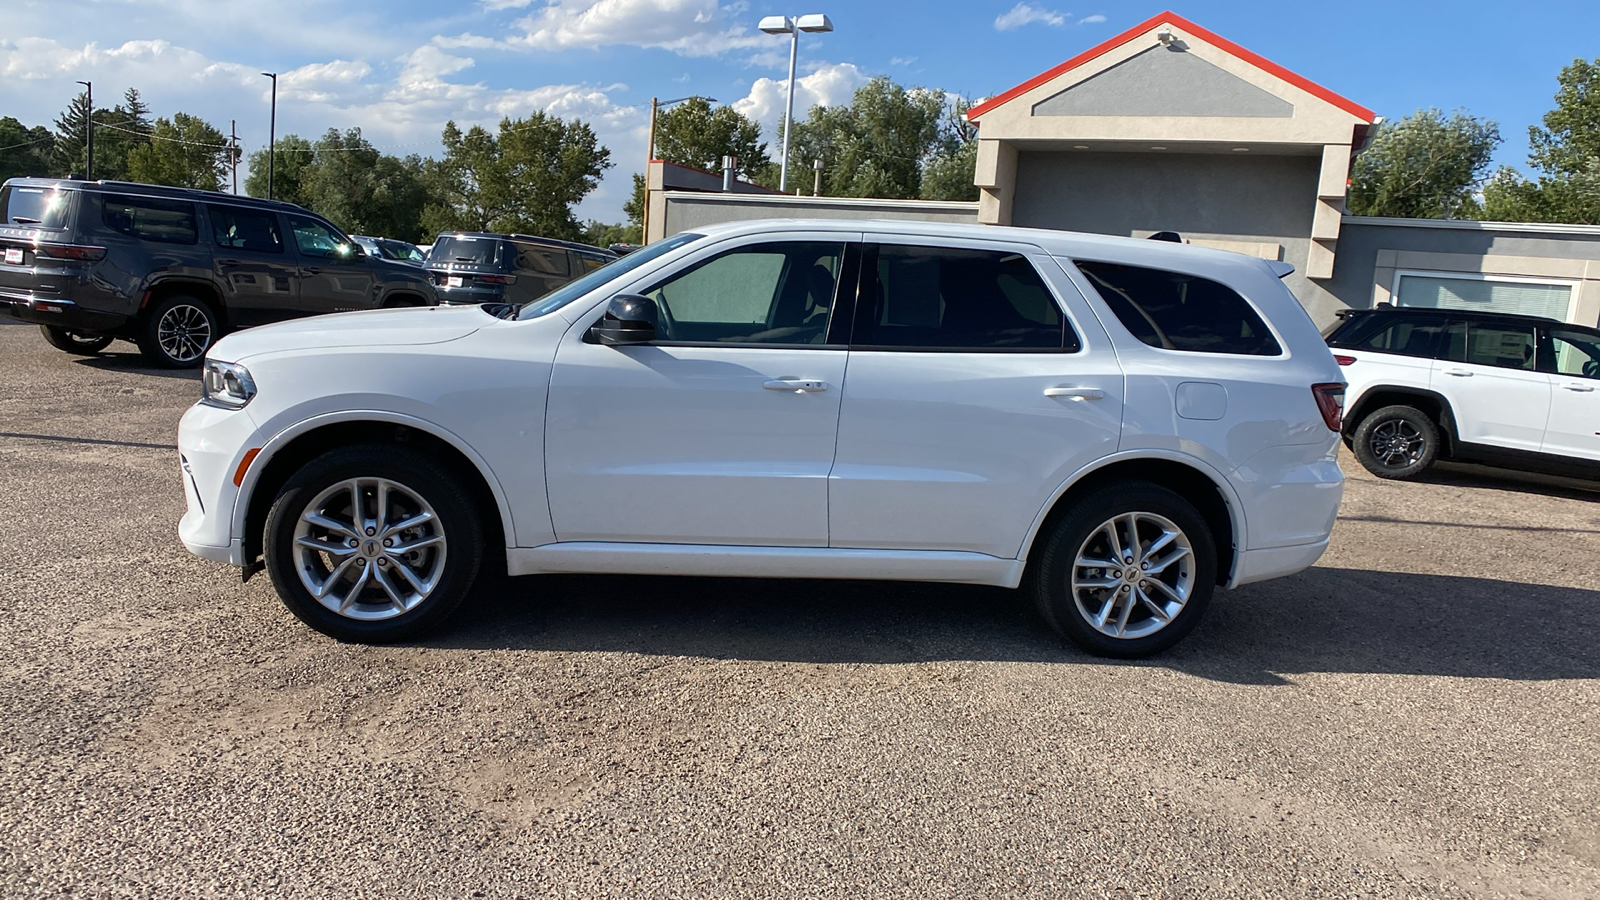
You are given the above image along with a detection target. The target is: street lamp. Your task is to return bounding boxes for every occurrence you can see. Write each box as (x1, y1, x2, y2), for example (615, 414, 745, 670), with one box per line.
(758, 13, 833, 193)
(261, 72, 277, 199)
(641, 95, 716, 244)
(75, 81, 93, 180)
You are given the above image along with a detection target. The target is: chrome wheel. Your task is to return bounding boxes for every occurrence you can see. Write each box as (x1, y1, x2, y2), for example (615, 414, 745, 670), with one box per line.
(291, 477, 448, 621)
(1368, 418, 1425, 468)
(1070, 511, 1194, 640)
(156, 303, 212, 364)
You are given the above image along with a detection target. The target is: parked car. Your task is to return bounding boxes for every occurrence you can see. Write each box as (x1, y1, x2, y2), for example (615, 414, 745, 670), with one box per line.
(0, 178, 437, 367)
(351, 235, 427, 266)
(178, 219, 1346, 657)
(1328, 306, 1600, 480)
(425, 232, 616, 306)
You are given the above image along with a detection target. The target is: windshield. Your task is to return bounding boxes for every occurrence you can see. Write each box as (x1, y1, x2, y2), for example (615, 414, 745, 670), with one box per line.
(517, 232, 703, 320)
(2, 185, 73, 228)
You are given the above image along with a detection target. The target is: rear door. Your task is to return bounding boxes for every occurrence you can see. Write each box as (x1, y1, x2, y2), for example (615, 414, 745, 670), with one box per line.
(509, 241, 570, 303)
(204, 203, 299, 326)
(1540, 326, 1600, 461)
(1431, 318, 1550, 452)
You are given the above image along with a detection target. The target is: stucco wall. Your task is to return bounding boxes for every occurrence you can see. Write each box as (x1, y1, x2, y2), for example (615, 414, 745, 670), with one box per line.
(658, 193, 979, 240)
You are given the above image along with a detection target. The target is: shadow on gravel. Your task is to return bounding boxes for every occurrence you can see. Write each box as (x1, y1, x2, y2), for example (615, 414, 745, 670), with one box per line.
(428, 566, 1600, 684)
(72, 352, 200, 381)
(1414, 461, 1600, 501)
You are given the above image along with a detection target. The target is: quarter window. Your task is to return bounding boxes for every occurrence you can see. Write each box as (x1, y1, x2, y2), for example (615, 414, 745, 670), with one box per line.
(855, 245, 1076, 351)
(638, 241, 843, 344)
(207, 205, 283, 254)
(1326, 313, 1450, 359)
(1075, 260, 1281, 356)
(516, 243, 570, 276)
(101, 194, 197, 244)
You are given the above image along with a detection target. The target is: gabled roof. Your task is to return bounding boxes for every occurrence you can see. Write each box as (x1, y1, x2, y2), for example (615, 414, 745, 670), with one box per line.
(967, 10, 1375, 123)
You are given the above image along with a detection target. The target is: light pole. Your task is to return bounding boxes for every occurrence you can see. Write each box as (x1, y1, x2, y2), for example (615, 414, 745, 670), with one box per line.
(758, 13, 832, 192)
(261, 72, 277, 199)
(75, 81, 93, 180)
(641, 95, 716, 244)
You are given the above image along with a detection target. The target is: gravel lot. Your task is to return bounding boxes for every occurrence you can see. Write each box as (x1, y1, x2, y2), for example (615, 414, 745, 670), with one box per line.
(1, 317, 1597, 898)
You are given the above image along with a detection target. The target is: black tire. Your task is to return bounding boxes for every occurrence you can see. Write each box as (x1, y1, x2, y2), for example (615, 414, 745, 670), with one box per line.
(1351, 404, 1439, 480)
(264, 444, 484, 642)
(381, 294, 426, 309)
(1031, 482, 1217, 658)
(137, 295, 218, 368)
(39, 325, 113, 355)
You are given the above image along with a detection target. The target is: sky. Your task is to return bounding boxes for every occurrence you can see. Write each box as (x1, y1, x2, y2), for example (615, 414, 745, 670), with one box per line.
(3, 0, 1598, 225)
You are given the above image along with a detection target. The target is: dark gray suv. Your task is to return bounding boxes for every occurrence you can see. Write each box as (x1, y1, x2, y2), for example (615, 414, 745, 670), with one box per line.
(0, 178, 437, 367)
(426, 232, 616, 307)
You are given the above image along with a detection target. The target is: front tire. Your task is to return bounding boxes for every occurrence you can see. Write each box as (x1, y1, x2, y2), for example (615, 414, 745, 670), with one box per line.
(1032, 482, 1217, 658)
(40, 325, 113, 355)
(137, 295, 217, 368)
(264, 445, 484, 642)
(1351, 405, 1439, 480)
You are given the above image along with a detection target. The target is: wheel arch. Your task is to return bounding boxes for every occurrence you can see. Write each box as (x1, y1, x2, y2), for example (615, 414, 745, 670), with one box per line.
(234, 411, 514, 570)
(145, 277, 228, 327)
(1019, 452, 1245, 588)
(1344, 385, 1458, 455)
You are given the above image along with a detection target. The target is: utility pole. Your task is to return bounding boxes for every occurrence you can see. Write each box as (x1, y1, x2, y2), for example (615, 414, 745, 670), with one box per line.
(230, 120, 239, 194)
(812, 158, 823, 196)
(75, 81, 93, 180)
(642, 96, 658, 244)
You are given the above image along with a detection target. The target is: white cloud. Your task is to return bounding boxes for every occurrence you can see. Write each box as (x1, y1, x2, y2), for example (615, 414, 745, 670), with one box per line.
(732, 61, 868, 138)
(890, 56, 918, 66)
(278, 60, 373, 103)
(447, 0, 768, 57)
(1080, 14, 1107, 24)
(994, 3, 1067, 31)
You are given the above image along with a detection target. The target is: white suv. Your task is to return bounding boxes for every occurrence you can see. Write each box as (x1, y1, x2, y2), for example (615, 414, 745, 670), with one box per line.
(178, 220, 1345, 657)
(1328, 308, 1600, 480)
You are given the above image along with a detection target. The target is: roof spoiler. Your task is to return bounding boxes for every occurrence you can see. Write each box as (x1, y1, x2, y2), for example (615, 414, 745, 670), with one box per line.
(1265, 260, 1295, 279)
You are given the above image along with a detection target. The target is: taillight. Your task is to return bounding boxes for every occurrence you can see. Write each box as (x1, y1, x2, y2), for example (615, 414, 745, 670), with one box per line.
(1333, 354, 1356, 366)
(33, 242, 107, 262)
(1312, 383, 1345, 432)
(475, 273, 516, 285)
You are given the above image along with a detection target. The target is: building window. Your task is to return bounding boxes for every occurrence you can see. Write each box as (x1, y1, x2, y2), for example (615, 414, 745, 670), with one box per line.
(1391, 271, 1575, 322)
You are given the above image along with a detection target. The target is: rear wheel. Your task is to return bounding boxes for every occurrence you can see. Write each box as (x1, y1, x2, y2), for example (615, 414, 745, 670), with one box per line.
(1352, 405, 1438, 479)
(1032, 482, 1217, 658)
(39, 325, 113, 355)
(138, 295, 217, 368)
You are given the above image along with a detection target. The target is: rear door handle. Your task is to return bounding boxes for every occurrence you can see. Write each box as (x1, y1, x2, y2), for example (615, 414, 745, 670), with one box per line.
(1442, 368, 1473, 377)
(1561, 383, 1596, 392)
(764, 378, 828, 392)
(1044, 386, 1105, 401)
(302, 267, 323, 275)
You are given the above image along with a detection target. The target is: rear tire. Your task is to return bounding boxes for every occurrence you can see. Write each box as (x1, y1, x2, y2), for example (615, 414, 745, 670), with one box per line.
(1352, 405, 1439, 480)
(40, 325, 113, 355)
(1031, 482, 1217, 658)
(137, 295, 217, 368)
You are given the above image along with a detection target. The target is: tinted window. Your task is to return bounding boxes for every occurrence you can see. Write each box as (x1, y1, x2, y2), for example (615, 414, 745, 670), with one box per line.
(287, 215, 351, 259)
(575, 252, 612, 274)
(431, 236, 500, 266)
(518, 232, 702, 320)
(1547, 329, 1600, 380)
(1076, 260, 1281, 355)
(515, 243, 569, 276)
(1464, 322, 1536, 370)
(1, 185, 72, 228)
(1326, 313, 1449, 359)
(208, 205, 283, 254)
(100, 193, 197, 244)
(639, 241, 843, 344)
(856, 245, 1075, 351)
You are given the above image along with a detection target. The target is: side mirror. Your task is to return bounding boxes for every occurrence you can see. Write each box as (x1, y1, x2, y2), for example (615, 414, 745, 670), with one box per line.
(586, 294, 658, 345)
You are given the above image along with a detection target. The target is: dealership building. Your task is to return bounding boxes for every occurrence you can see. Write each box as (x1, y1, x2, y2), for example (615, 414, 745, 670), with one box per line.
(650, 11, 1600, 328)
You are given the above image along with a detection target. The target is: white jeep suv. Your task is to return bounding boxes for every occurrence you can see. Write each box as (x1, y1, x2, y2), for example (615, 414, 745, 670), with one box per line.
(178, 220, 1345, 657)
(1328, 307, 1600, 480)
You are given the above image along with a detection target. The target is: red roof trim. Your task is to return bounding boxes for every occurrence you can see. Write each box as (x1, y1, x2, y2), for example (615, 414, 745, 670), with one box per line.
(966, 10, 1375, 124)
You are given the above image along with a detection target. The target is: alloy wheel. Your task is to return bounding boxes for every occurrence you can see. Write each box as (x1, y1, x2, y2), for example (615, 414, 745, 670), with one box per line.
(291, 477, 448, 621)
(156, 303, 213, 364)
(1070, 511, 1195, 640)
(1368, 418, 1425, 468)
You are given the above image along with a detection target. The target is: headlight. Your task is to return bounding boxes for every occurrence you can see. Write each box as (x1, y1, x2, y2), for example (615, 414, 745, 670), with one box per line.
(201, 360, 257, 410)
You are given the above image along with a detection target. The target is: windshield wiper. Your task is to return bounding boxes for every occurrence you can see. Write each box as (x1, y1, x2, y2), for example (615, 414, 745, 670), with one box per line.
(11, 217, 40, 224)
(479, 302, 515, 319)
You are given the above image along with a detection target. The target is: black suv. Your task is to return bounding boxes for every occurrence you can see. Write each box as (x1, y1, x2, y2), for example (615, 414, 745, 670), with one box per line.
(0, 178, 437, 367)
(425, 232, 615, 306)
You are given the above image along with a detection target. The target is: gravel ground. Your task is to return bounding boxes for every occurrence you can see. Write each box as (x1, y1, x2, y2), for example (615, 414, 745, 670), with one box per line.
(1, 317, 1597, 898)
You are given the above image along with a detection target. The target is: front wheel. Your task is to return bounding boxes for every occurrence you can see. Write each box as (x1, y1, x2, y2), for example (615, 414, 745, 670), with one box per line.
(1032, 482, 1217, 658)
(40, 325, 113, 355)
(1351, 405, 1438, 480)
(137, 295, 217, 368)
(264, 445, 484, 642)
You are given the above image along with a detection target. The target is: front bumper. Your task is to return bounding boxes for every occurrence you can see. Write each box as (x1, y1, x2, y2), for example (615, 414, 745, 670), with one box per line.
(177, 400, 265, 568)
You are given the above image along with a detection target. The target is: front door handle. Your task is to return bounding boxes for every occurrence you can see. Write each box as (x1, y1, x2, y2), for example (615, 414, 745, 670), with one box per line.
(302, 267, 323, 275)
(1442, 368, 1473, 377)
(1561, 383, 1596, 392)
(1044, 386, 1105, 401)
(764, 378, 828, 392)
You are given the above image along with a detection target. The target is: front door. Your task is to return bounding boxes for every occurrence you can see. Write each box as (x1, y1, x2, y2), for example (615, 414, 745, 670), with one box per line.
(288, 214, 377, 315)
(1431, 319, 1550, 452)
(1541, 326, 1600, 461)
(544, 235, 855, 546)
(828, 237, 1123, 559)
(204, 204, 298, 326)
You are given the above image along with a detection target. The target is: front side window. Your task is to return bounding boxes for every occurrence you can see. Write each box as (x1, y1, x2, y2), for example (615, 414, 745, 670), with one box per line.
(1326, 313, 1450, 359)
(287, 215, 351, 259)
(1075, 260, 1281, 356)
(1463, 322, 1536, 370)
(207, 205, 283, 254)
(855, 244, 1075, 351)
(101, 194, 197, 244)
(1545, 329, 1600, 379)
(638, 241, 843, 344)
(515, 243, 570, 276)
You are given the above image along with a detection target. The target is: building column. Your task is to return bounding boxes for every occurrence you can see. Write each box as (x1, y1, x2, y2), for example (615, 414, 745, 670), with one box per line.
(974, 139, 1018, 226)
(1308, 143, 1353, 279)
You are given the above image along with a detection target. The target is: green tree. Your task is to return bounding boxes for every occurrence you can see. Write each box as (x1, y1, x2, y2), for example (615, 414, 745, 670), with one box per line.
(1346, 109, 1500, 219)
(920, 94, 979, 201)
(582, 220, 641, 247)
(1482, 58, 1600, 224)
(0, 117, 55, 181)
(126, 113, 231, 190)
(425, 114, 612, 240)
(297, 128, 430, 241)
(92, 88, 155, 182)
(244, 134, 314, 203)
(653, 96, 771, 176)
(786, 77, 946, 199)
(51, 91, 92, 177)
(623, 172, 646, 226)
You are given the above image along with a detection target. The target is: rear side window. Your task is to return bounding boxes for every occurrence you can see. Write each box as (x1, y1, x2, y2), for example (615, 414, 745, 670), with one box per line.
(575, 252, 612, 274)
(1075, 260, 1281, 356)
(207, 205, 283, 254)
(101, 193, 197, 244)
(855, 244, 1077, 351)
(2, 185, 72, 228)
(515, 243, 570, 276)
(431, 236, 500, 266)
(1464, 322, 1536, 370)
(1326, 313, 1449, 359)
